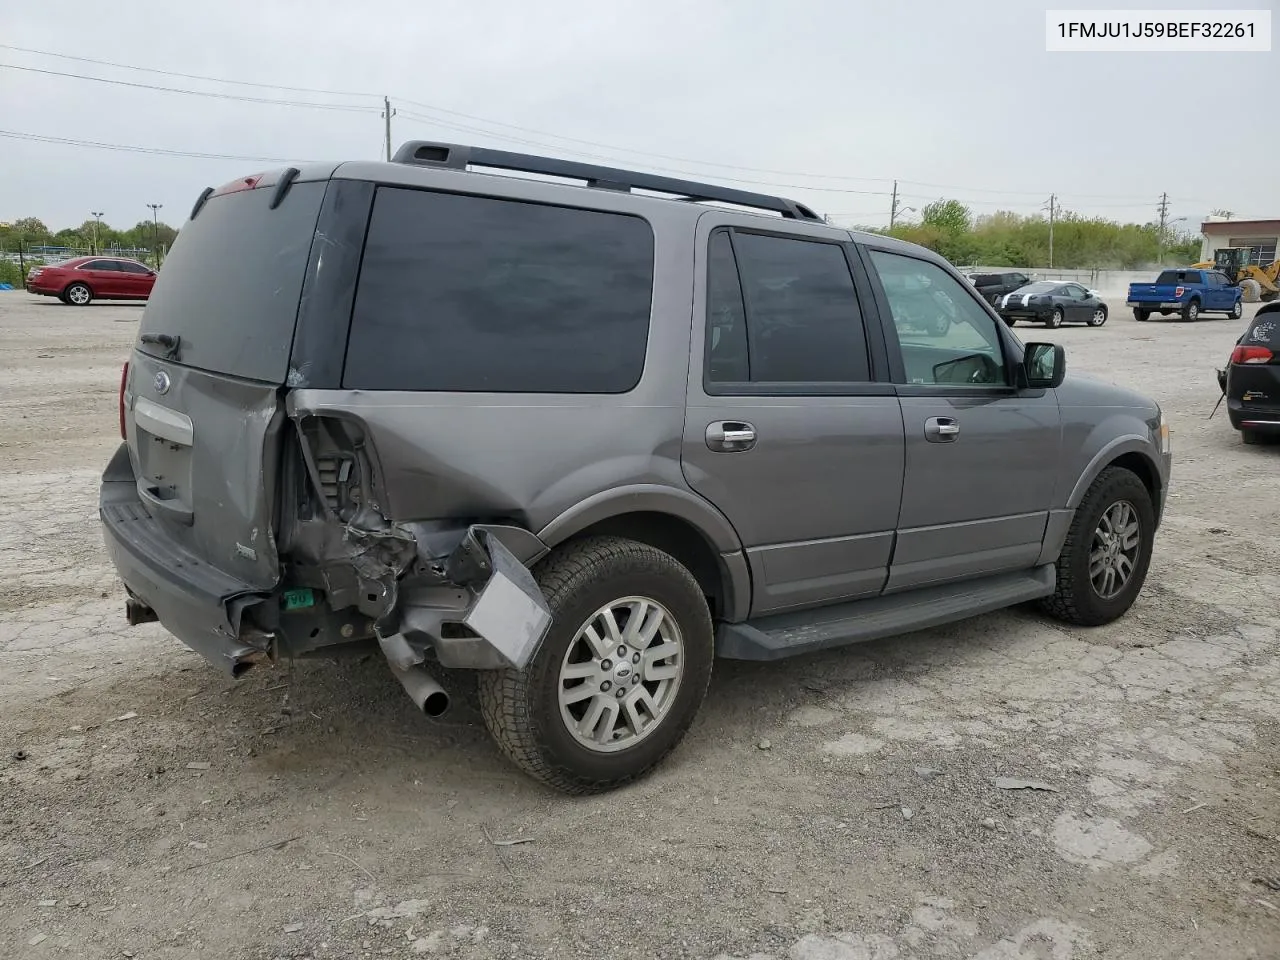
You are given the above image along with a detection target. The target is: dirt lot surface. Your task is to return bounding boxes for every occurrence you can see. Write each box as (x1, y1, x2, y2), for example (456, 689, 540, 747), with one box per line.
(1, 291, 1278, 960)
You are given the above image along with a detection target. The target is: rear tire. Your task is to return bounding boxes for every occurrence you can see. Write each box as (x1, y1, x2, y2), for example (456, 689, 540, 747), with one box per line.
(1047, 307, 1063, 328)
(1182, 299, 1200, 322)
(1040, 466, 1155, 627)
(477, 536, 714, 794)
(64, 283, 92, 306)
(1230, 300, 1243, 320)
(1133, 308, 1151, 322)
(1242, 429, 1262, 446)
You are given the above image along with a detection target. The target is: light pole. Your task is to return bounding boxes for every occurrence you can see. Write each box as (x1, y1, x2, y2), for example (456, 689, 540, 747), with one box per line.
(146, 203, 163, 267)
(91, 211, 103, 254)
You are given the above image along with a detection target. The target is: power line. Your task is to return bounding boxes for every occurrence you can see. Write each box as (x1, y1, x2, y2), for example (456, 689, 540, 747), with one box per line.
(0, 62, 378, 112)
(3, 44, 1197, 202)
(0, 43, 379, 99)
(0, 129, 301, 163)
(0, 45, 1224, 210)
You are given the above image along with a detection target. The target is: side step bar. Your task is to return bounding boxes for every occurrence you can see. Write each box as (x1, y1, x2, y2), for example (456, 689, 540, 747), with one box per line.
(716, 565, 1056, 661)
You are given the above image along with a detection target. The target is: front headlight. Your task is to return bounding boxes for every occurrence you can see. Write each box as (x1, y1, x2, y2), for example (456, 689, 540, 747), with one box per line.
(1158, 410, 1171, 455)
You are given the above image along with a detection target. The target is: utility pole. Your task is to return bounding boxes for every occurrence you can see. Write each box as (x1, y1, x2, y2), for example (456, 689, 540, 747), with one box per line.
(382, 96, 396, 161)
(1044, 194, 1057, 268)
(889, 180, 899, 229)
(146, 203, 163, 268)
(1156, 192, 1170, 264)
(91, 211, 103, 254)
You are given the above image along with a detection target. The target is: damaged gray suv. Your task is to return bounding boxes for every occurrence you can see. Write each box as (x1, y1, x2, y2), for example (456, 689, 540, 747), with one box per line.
(101, 142, 1172, 793)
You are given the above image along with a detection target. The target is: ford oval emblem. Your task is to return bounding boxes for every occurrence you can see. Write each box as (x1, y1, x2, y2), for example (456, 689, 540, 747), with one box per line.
(153, 371, 171, 395)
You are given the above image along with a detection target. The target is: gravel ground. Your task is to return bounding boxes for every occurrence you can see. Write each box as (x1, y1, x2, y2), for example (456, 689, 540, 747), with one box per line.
(1, 290, 1278, 960)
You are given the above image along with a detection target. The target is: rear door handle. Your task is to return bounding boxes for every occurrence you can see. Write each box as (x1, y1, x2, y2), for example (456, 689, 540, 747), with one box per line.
(706, 420, 756, 452)
(924, 416, 960, 442)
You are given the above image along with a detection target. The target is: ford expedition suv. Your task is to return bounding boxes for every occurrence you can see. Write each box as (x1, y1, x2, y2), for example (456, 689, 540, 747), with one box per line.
(101, 142, 1173, 794)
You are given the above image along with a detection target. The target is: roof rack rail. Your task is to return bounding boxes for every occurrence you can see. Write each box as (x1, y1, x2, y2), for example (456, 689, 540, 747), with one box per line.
(390, 141, 822, 221)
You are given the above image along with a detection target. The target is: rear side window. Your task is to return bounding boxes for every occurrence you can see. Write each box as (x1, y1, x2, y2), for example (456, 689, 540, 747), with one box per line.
(138, 180, 326, 383)
(705, 230, 870, 384)
(82, 260, 120, 271)
(343, 188, 654, 393)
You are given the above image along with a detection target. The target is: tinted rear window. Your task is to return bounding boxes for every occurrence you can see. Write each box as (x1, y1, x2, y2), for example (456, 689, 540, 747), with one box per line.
(1244, 314, 1279, 348)
(137, 180, 325, 383)
(342, 187, 654, 393)
(1155, 270, 1194, 286)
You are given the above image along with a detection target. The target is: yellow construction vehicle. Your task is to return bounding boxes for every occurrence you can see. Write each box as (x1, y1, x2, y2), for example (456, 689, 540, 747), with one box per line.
(1192, 248, 1280, 302)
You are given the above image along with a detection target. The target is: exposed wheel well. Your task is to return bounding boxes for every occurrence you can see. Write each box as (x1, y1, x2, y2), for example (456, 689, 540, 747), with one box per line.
(558, 511, 729, 619)
(1109, 452, 1160, 512)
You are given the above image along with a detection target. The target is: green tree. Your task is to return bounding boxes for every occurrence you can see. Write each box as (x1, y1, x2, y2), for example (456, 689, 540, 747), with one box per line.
(920, 199, 972, 235)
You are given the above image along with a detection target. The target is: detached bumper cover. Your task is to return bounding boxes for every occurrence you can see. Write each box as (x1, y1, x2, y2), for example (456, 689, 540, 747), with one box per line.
(99, 443, 273, 675)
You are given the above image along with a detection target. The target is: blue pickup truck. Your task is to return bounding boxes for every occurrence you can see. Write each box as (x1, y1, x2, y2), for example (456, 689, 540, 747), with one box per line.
(1127, 268, 1244, 322)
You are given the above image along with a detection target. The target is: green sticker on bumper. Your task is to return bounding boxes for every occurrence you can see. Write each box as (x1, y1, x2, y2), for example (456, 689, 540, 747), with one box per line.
(282, 588, 316, 611)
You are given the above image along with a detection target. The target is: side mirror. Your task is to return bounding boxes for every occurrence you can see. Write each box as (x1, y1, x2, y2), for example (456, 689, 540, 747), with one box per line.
(1023, 342, 1066, 389)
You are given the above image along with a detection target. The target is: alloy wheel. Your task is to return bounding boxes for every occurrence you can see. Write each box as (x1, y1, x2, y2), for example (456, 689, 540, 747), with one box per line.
(1090, 500, 1141, 600)
(558, 596, 684, 753)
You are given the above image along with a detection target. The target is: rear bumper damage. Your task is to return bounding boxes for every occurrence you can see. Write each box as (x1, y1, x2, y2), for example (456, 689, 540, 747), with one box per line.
(100, 440, 554, 690)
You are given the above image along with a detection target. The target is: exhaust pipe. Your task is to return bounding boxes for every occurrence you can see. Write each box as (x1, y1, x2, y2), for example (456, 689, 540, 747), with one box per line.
(388, 662, 450, 718)
(378, 633, 450, 718)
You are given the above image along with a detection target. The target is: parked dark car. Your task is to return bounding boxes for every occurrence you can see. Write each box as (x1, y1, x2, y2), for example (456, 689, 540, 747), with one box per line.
(25, 256, 157, 305)
(1220, 304, 1280, 445)
(998, 281, 1108, 328)
(100, 142, 1171, 793)
(968, 271, 1033, 306)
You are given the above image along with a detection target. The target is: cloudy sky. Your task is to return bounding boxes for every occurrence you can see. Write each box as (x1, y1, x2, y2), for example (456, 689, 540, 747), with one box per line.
(3, 0, 1276, 234)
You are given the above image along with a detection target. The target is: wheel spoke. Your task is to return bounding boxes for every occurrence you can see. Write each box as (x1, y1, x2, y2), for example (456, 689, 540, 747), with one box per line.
(561, 661, 599, 682)
(1114, 554, 1133, 582)
(559, 681, 598, 707)
(581, 623, 612, 660)
(621, 599, 666, 650)
(600, 607, 625, 646)
(622, 695, 649, 736)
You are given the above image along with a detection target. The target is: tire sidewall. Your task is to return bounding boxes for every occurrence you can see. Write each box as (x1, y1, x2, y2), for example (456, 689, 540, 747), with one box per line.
(1185, 300, 1199, 321)
(66, 283, 91, 306)
(523, 549, 713, 784)
(1049, 308, 1063, 328)
(1231, 300, 1243, 319)
(1064, 471, 1155, 623)
(1090, 307, 1107, 327)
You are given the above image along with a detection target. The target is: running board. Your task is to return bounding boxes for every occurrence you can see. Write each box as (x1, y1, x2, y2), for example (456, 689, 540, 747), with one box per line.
(716, 565, 1056, 661)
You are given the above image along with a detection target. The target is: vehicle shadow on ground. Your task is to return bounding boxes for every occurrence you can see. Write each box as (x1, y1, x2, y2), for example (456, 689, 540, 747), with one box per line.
(13, 604, 1057, 808)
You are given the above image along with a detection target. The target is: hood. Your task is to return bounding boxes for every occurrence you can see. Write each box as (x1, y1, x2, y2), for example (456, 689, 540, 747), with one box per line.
(1055, 370, 1160, 414)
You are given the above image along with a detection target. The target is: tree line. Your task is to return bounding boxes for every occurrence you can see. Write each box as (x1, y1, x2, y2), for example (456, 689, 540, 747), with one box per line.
(1, 216, 179, 259)
(858, 200, 1202, 270)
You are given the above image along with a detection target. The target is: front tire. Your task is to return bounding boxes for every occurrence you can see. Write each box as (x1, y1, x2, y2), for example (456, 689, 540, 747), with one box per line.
(1088, 306, 1108, 327)
(64, 283, 92, 306)
(1040, 466, 1155, 627)
(477, 536, 714, 794)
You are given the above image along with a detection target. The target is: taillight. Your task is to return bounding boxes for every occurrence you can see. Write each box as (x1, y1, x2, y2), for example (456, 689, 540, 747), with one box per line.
(1231, 345, 1274, 365)
(118, 361, 130, 439)
(1174, 286, 1185, 297)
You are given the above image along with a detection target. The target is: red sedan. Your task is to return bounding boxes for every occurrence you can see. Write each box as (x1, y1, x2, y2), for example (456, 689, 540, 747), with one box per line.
(25, 256, 157, 305)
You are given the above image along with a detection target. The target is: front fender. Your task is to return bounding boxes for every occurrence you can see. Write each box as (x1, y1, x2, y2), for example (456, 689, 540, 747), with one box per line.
(1066, 434, 1161, 510)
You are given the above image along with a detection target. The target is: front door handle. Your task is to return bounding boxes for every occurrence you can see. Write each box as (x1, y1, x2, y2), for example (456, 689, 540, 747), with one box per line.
(706, 420, 756, 452)
(924, 416, 960, 442)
